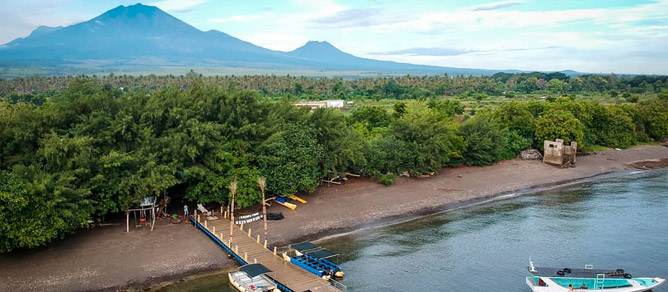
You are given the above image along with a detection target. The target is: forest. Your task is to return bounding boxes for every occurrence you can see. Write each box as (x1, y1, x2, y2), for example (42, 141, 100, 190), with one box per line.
(1, 73, 668, 252)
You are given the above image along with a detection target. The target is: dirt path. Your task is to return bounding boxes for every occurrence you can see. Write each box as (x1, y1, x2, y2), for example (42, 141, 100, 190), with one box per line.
(1, 145, 667, 292)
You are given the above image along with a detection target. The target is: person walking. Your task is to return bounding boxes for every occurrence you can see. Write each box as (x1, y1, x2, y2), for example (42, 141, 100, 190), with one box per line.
(183, 204, 189, 218)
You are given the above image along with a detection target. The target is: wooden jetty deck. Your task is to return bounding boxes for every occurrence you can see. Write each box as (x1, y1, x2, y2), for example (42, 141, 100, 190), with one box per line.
(190, 214, 344, 292)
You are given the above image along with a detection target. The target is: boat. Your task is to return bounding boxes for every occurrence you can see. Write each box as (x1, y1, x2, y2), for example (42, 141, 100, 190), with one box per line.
(288, 241, 344, 279)
(526, 260, 665, 292)
(228, 263, 281, 292)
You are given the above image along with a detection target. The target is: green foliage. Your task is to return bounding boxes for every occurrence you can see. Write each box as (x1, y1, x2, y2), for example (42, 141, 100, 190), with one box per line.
(492, 102, 535, 138)
(459, 116, 503, 166)
(637, 98, 668, 140)
(349, 106, 390, 130)
(534, 110, 584, 150)
(378, 173, 397, 186)
(587, 105, 636, 148)
(0, 168, 92, 253)
(364, 136, 409, 176)
(390, 101, 463, 175)
(258, 124, 322, 195)
(3, 74, 668, 252)
(500, 130, 532, 160)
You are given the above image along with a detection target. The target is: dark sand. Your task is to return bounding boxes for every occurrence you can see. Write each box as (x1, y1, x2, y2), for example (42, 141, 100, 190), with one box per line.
(1, 145, 667, 291)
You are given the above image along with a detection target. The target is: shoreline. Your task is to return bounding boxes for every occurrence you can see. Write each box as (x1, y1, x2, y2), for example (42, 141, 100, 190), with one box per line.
(309, 168, 651, 245)
(1, 145, 667, 292)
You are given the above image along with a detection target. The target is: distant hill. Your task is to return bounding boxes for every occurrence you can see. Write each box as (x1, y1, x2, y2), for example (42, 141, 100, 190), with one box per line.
(0, 3, 547, 77)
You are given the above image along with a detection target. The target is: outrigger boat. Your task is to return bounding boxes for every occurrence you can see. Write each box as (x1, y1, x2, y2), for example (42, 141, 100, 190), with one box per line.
(228, 263, 281, 292)
(526, 260, 665, 292)
(287, 241, 344, 280)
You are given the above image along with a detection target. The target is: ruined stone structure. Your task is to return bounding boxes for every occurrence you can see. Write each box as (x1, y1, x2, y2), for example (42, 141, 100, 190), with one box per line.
(543, 139, 577, 167)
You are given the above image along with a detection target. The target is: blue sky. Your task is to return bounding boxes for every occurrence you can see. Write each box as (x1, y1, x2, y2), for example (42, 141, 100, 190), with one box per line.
(1, 0, 667, 74)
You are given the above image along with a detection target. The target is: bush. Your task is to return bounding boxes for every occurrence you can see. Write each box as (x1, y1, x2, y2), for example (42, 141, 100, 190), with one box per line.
(534, 110, 584, 150)
(459, 116, 503, 166)
(378, 173, 397, 186)
(500, 130, 532, 160)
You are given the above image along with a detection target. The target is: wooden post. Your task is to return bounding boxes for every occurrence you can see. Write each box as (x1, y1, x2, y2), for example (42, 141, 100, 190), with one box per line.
(150, 197, 157, 231)
(264, 240, 267, 249)
(240, 223, 244, 231)
(126, 211, 129, 233)
(256, 234, 260, 243)
(235, 245, 239, 254)
(248, 228, 251, 237)
(220, 233, 223, 241)
(204, 220, 208, 229)
(224, 211, 227, 219)
(274, 246, 277, 256)
(258, 177, 268, 243)
(212, 226, 215, 234)
(244, 252, 247, 262)
(197, 214, 200, 223)
(254, 258, 257, 263)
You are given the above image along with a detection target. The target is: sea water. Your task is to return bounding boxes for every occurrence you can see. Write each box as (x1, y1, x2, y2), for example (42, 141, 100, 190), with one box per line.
(167, 168, 668, 291)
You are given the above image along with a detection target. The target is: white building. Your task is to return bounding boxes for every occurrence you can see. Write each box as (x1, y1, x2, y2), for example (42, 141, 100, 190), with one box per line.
(325, 99, 344, 108)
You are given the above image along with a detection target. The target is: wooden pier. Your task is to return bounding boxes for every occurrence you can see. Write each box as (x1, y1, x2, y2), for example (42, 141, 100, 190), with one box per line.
(190, 214, 344, 292)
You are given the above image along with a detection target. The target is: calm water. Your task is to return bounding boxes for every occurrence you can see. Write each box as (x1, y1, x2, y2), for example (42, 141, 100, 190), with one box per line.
(167, 169, 668, 292)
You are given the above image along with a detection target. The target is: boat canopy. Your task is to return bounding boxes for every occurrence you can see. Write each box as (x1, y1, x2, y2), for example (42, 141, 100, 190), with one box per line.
(306, 248, 338, 259)
(290, 241, 320, 253)
(531, 267, 630, 278)
(239, 263, 272, 278)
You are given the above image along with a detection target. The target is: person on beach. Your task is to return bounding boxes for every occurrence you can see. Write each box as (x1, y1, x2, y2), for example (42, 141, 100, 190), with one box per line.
(183, 204, 189, 218)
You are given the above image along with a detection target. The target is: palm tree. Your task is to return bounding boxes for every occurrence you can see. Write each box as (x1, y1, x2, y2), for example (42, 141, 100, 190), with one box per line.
(229, 181, 237, 239)
(258, 177, 268, 243)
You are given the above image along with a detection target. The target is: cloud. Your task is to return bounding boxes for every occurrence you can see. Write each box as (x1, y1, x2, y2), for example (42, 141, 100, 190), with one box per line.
(150, 0, 207, 13)
(210, 13, 272, 23)
(312, 8, 384, 27)
(371, 47, 476, 56)
(470, 0, 524, 11)
(371, 46, 563, 57)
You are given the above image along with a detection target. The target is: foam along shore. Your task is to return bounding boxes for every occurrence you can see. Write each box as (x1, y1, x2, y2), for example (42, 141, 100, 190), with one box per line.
(0, 145, 667, 292)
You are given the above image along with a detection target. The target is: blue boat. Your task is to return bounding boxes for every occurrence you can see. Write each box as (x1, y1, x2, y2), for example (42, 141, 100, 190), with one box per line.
(288, 242, 344, 279)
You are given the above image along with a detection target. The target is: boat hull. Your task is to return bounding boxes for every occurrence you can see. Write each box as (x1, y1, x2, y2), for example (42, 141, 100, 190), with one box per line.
(229, 272, 246, 292)
(527, 276, 665, 292)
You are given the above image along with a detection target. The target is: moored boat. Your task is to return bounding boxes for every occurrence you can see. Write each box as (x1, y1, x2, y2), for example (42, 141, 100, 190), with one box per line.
(228, 263, 281, 292)
(288, 241, 345, 279)
(526, 260, 665, 292)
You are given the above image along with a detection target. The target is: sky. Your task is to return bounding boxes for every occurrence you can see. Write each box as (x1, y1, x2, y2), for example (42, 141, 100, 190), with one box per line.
(1, 0, 667, 74)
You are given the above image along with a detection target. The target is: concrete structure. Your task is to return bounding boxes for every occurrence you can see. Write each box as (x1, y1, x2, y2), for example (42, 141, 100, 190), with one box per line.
(543, 139, 577, 167)
(294, 100, 345, 110)
(325, 99, 344, 108)
(293, 101, 327, 110)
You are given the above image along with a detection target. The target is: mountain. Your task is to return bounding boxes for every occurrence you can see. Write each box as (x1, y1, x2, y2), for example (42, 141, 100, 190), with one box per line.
(0, 3, 525, 77)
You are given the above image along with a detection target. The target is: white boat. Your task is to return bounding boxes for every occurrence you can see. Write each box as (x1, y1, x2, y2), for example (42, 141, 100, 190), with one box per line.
(526, 260, 665, 292)
(228, 263, 281, 292)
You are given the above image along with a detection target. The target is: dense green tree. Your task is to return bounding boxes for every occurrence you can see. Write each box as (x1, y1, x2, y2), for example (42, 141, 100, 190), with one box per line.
(459, 116, 503, 166)
(257, 124, 322, 195)
(534, 110, 584, 150)
(349, 106, 390, 130)
(492, 102, 535, 138)
(390, 101, 463, 175)
(637, 98, 668, 140)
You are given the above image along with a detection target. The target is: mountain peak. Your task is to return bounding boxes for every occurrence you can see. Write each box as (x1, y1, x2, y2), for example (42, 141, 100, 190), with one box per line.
(298, 40, 339, 51)
(290, 40, 352, 61)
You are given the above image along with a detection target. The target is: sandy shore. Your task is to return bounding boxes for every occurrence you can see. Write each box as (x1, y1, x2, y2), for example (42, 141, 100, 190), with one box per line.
(1, 145, 667, 291)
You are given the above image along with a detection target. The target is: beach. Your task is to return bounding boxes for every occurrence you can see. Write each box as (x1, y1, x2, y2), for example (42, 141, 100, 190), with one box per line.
(1, 145, 667, 292)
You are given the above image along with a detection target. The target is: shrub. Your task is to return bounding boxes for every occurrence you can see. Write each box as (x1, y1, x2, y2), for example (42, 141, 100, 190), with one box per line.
(378, 173, 397, 186)
(534, 110, 584, 150)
